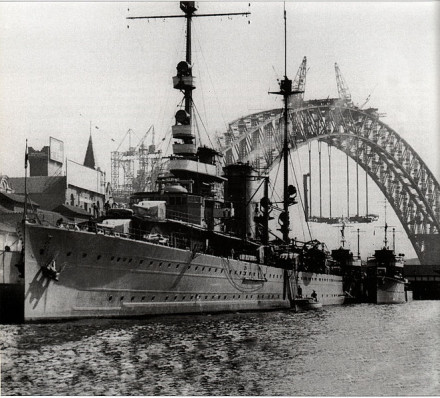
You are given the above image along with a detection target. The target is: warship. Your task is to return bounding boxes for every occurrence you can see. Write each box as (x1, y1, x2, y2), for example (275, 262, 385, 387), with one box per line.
(363, 223, 406, 304)
(1, 2, 344, 322)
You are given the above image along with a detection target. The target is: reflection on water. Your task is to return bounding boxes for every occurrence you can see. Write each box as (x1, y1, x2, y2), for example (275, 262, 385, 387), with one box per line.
(1, 301, 439, 395)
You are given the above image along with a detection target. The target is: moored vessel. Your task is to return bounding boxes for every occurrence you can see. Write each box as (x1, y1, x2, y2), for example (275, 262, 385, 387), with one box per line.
(363, 222, 406, 304)
(331, 223, 363, 303)
(2, 2, 344, 322)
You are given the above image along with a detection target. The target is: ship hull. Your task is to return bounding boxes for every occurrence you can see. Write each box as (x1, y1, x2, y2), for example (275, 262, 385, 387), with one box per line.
(365, 276, 406, 304)
(0, 251, 24, 323)
(20, 223, 344, 321)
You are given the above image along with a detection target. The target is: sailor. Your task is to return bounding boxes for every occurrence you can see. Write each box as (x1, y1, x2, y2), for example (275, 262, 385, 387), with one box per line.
(311, 290, 318, 301)
(104, 200, 111, 215)
(297, 285, 303, 298)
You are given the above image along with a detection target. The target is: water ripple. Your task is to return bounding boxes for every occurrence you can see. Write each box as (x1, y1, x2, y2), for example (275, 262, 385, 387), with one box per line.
(1, 302, 439, 395)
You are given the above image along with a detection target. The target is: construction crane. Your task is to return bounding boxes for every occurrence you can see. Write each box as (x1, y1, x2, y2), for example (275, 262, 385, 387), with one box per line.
(334, 62, 354, 107)
(293, 56, 308, 96)
(290, 56, 308, 109)
(111, 125, 162, 201)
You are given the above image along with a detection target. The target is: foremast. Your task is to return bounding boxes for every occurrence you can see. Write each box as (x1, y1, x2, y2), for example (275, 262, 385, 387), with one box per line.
(128, 2, 250, 197)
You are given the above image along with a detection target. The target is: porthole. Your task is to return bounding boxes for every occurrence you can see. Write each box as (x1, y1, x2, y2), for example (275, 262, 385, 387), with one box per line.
(224, 296, 227, 299)
(165, 296, 168, 301)
(108, 295, 113, 301)
(131, 296, 135, 301)
(190, 296, 194, 300)
(151, 296, 155, 301)
(123, 258, 127, 262)
(168, 263, 171, 268)
(117, 257, 121, 262)
(159, 262, 162, 267)
(202, 267, 205, 271)
(128, 259, 132, 263)
(176, 264, 180, 269)
(111, 256, 115, 261)
(139, 260, 144, 264)
(182, 296, 186, 300)
(97, 255, 102, 260)
(174, 296, 177, 301)
(67, 252, 72, 257)
(120, 296, 124, 301)
(195, 266, 198, 270)
(209, 268, 211, 272)
(149, 261, 153, 265)
(233, 295, 235, 299)
(82, 253, 87, 258)
(40, 249, 45, 255)
(141, 296, 145, 301)
(205, 296, 208, 299)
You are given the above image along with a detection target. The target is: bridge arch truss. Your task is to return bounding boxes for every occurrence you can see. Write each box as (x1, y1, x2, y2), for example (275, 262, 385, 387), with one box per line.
(221, 99, 440, 263)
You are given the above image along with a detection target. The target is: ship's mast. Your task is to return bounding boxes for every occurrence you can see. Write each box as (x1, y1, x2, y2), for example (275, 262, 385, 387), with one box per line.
(128, 2, 250, 128)
(270, 5, 302, 243)
(128, 1, 250, 169)
(182, 2, 195, 120)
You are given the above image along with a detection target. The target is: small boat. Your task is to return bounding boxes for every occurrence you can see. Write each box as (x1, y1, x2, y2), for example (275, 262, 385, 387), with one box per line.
(293, 297, 323, 311)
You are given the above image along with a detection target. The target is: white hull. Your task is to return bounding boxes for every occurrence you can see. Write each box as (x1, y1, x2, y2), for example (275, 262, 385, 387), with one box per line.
(22, 223, 344, 321)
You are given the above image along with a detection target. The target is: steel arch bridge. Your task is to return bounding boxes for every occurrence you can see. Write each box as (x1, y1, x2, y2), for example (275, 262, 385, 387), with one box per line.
(220, 98, 440, 265)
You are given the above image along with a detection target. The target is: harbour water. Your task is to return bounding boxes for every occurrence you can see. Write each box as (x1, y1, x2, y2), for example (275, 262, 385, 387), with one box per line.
(1, 301, 439, 396)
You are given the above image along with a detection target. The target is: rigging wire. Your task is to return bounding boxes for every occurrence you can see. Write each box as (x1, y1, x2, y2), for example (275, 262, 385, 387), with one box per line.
(191, 100, 216, 149)
(191, 21, 210, 135)
(288, 149, 312, 241)
(192, 12, 248, 136)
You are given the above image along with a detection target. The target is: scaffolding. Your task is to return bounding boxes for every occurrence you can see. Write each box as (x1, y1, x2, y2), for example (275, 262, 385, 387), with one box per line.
(110, 126, 162, 202)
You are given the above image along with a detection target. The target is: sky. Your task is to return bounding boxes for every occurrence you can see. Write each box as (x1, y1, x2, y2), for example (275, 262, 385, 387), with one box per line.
(0, 1, 438, 258)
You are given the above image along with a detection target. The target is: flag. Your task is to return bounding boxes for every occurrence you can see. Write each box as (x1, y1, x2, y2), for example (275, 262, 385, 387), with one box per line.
(25, 139, 29, 169)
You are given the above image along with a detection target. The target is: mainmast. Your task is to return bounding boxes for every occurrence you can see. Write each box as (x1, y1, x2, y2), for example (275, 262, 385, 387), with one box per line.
(270, 6, 302, 243)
